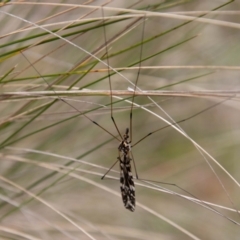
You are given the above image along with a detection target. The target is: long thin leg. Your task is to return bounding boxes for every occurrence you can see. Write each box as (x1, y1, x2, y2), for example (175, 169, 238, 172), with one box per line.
(101, 7, 123, 140)
(20, 52, 122, 143)
(132, 97, 233, 147)
(128, 15, 146, 180)
(101, 159, 119, 180)
(130, 15, 146, 143)
(136, 178, 239, 225)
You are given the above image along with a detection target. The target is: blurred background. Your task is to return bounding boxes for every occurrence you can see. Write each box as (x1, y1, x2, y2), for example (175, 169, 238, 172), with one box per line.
(0, 0, 240, 239)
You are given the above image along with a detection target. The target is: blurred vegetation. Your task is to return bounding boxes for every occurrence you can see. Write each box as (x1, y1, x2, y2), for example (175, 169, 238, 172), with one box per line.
(0, 0, 240, 239)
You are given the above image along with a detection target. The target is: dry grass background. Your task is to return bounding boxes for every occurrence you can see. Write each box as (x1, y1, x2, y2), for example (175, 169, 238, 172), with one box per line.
(0, 0, 240, 239)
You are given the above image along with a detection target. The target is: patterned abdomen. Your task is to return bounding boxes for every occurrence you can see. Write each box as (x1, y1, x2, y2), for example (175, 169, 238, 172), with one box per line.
(118, 155, 135, 212)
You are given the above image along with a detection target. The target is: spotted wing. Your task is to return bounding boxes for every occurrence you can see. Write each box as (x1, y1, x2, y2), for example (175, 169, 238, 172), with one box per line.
(119, 155, 135, 212)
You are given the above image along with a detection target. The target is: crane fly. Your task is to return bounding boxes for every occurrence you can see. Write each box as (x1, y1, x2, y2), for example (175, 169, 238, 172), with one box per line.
(96, 7, 237, 214)
(118, 128, 135, 211)
(14, 4, 239, 223)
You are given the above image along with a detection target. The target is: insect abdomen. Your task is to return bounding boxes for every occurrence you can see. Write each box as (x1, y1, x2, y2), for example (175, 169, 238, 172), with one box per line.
(119, 155, 135, 212)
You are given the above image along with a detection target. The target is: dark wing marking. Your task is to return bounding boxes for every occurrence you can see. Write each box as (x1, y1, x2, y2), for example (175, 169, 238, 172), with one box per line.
(118, 154, 135, 212)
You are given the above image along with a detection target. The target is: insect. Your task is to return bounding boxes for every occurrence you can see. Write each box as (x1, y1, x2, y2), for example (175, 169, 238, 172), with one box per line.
(2, 4, 240, 240)
(98, 9, 229, 212)
(118, 128, 135, 211)
(8, 5, 238, 220)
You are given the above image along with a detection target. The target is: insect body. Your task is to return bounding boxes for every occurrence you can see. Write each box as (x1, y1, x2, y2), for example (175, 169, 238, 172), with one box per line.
(118, 128, 135, 212)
